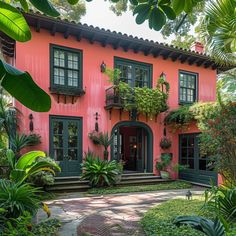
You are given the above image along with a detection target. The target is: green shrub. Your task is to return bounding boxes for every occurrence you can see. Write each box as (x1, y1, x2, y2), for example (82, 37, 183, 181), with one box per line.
(0, 179, 40, 218)
(174, 216, 225, 236)
(0, 208, 7, 234)
(141, 199, 215, 236)
(2, 211, 61, 236)
(2, 211, 34, 236)
(156, 153, 172, 171)
(32, 218, 61, 236)
(29, 171, 55, 187)
(204, 185, 236, 223)
(28, 156, 57, 187)
(7, 149, 60, 184)
(81, 152, 119, 187)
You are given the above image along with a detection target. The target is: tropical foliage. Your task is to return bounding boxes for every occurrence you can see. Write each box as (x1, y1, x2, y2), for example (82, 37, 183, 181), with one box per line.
(156, 153, 172, 172)
(174, 216, 225, 236)
(97, 132, 114, 160)
(193, 102, 236, 185)
(0, 179, 40, 218)
(11, 133, 41, 157)
(200, 0, 236, 64)
(218, 69, 236, 101)
(204, 186, 236, 223)
(81, 152, 120, 187)
(0, 94, 41, 157)
(141, 199, 215, 236)
(0, 60, 51, 112)
(7, 149, 60, 184)
(29, 170, 55, 188)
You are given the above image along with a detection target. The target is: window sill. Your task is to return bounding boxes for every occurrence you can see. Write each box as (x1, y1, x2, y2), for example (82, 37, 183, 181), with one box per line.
(49, 87, 85, 96)
(178, 101, 196, 105)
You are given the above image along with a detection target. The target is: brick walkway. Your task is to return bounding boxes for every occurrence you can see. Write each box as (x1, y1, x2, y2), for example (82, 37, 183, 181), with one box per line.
(37, 187, 205, 236)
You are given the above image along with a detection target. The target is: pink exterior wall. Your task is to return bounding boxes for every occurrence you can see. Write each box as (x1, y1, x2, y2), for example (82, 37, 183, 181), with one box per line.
(15, 28, 217, 176)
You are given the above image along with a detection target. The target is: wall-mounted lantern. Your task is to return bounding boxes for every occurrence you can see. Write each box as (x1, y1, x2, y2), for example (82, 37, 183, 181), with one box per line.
(29, 114, 34, 132)
(94, 112, 100, 132)
(100, 61, 106, 73)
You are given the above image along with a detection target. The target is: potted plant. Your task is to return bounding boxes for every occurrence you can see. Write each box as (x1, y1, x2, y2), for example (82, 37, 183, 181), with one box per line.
(98, 132, 114, 160)
(156, 153, 172, 179)
(160, 137, 172, 149)
(156, 153, 188, 179)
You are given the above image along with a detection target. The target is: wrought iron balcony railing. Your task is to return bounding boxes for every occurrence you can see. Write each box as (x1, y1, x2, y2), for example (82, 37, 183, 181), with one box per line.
(105, 86, 124, 109)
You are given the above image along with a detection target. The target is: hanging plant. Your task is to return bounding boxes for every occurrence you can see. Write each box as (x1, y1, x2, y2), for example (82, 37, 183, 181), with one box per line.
(164, 105, 195, 132)
(160, 137, 172, 149)
(88, 131, 101, 145)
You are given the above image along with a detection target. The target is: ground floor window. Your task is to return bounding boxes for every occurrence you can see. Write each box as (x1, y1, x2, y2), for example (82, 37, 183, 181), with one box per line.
(49, 116, 82, 177)
(179, 133, 217, 185)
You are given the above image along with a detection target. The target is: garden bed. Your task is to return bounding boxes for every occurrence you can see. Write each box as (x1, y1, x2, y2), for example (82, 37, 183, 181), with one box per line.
(141, 198, 215, 236)
(87, 181, 192, 195)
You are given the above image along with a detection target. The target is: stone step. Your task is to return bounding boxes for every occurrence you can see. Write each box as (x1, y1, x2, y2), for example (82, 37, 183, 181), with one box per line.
(55, 176, 82, 182)
(117, 178, 173, 186)
(121, 175, 161, 181)
(48, 173, 169, 192)
(47, 179, 171, 192)
(46, 184, 90, 192)
(54, 173, 154, 181)
(53, 176, 160, 187)
(122, 172, 154, 177)
(52, 180, 89, 186)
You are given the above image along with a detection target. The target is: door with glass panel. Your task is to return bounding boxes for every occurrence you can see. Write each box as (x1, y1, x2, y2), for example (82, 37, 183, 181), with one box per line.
(179, 133, 217, 185)
(50, 116, 82, 176)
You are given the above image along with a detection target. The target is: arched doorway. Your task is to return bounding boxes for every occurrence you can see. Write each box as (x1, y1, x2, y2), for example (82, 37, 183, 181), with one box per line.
(111, 121, 153, 173)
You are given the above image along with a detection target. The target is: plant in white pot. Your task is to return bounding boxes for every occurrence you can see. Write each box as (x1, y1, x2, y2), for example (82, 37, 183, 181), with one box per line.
(156, 153, 172, 179)
(156, 153, 188, 179)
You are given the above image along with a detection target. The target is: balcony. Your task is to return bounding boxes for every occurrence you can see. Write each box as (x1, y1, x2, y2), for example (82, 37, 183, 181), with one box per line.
(105, 83, 169, 119)
(105, 86, 124, 110)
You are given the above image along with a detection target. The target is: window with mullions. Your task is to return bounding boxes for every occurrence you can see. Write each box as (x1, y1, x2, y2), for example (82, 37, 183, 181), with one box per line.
(179, 71, 197, 104)
(115, 58, 152, 88)
(50, 45, 82, 91)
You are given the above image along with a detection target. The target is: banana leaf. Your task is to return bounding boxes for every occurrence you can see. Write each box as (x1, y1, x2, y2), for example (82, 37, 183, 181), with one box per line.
(0, 60, 51, 112)
(15, 151, 46, 170)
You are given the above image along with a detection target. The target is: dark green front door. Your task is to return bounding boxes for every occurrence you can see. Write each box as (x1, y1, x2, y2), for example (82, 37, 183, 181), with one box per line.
(50, 116, 82, 177)
(179, 133, 217, 185)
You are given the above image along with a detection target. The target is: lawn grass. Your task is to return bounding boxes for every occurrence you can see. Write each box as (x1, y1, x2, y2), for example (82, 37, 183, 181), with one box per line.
(87, 180, 192, 195)
(141, 198, 215, 236)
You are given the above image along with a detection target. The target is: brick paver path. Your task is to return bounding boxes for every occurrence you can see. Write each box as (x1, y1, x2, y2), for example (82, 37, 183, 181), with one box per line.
(38, 187, 205, 236)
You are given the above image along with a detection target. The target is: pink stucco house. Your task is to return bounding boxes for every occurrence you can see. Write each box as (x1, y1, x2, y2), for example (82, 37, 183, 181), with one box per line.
(0, 11, 227, 185)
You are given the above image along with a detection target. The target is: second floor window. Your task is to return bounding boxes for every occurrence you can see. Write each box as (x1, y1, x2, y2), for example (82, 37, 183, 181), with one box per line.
(115, 57, 152, 88)
(50, 45, 82, 91)
(179, 71, 198, 104)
